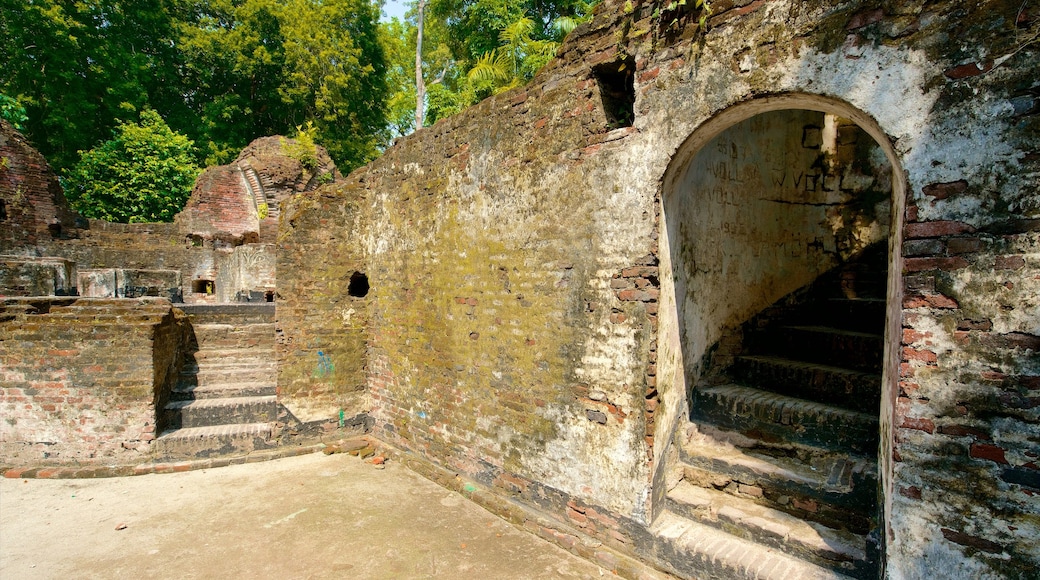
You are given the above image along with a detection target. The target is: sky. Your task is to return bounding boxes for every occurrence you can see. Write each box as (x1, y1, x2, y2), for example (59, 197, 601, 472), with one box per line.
(382, 0, 410, 21)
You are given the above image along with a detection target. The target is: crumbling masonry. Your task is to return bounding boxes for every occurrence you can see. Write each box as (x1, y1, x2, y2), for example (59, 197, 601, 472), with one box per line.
(2, 1, 1038, 578)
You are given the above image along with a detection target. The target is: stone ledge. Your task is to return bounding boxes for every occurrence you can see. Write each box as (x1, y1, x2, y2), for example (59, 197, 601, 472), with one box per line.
(2, 443, 323, 480)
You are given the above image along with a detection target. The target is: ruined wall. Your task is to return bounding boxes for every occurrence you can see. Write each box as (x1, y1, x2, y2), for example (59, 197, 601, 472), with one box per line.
(280, 0, 1037, 576)
(178, 165, 261, 244)
(276, 189, 368, 424)
(0, 298, 187, 465)
(0, 120, 79, 253)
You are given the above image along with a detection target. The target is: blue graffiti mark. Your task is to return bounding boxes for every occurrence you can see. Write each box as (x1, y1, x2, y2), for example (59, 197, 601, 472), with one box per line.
(417, 411, 428, 419)
(315, 350, 335, 378)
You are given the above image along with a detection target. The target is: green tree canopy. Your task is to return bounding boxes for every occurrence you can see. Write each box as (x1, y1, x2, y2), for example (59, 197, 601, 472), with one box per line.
(64, 109, 201, 223)
(0, 0, 184, 172)
(176, 0, 388, 169)
(383, 0, 599, 133)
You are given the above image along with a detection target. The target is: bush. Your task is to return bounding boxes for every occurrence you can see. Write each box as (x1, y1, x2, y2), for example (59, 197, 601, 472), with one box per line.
(64, 110, 201, 223)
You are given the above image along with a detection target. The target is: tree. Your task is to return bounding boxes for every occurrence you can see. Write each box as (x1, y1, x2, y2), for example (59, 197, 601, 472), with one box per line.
(0, 0, 186, 173)
(177, 0, 388, 170)
(63, 109, 201, 223)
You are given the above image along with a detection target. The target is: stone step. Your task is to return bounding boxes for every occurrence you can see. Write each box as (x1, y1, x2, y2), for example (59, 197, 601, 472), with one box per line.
(163, 396, 277, 429)
(751, 326, 883, 372)
(691, 384, 879, 455)
(678, 425, 877, 533)
(178, 303, 275, 325)
(650, 511, 857, 580)
(180, 358, 277, 373)
(153, 422, 274, 460)
(664, 481, 872, 577)
(171, 381, 277, 401)
(190, 332, 277, 346)
(732, 356, 882, 414)
(178, 366, 277, 385)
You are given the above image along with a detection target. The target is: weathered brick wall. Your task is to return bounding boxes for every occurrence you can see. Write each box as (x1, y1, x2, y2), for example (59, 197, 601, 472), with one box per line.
(0, 298, 188, 466)
(0, 120, 80, 253)
(280, 0, 1037, 575)
(178, 165, 261, 244)
(276, 189, 368, 424)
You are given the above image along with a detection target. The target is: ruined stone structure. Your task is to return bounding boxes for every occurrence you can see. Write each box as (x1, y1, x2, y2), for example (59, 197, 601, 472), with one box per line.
(2, 0, 1038, 578)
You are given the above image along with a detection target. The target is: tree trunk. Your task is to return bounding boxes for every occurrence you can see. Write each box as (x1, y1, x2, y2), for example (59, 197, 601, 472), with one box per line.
(414, 0, 426, 132)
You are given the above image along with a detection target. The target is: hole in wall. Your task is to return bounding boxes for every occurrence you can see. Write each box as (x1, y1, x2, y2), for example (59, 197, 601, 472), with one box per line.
(192, 279, 215, 295)
(265, 291, 275, 302)
(593, 58, 636, 128)
(0, 199, 7, 221)
(348, 271, 369, 298)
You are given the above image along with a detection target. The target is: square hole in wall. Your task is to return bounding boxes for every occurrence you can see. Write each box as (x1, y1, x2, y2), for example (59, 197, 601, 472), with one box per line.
(193, 279, 214, 295)
(593, 58, 636, 128)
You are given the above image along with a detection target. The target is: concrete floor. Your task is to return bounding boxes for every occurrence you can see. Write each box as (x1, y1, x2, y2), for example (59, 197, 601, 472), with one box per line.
(0, 452, 610, 579)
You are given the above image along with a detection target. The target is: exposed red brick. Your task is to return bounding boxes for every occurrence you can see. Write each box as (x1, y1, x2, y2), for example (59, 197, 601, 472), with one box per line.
(793, 498, 818, 513)
(941, 528, 1004, 553)
(944, 60, 995, 79)
(902, 294, 960, 309)
(946, 238, 982, 254)
(970, 443, 1009, 465)
(995, 255, 1026, 270)
(957, 319, 992, 331)
(899, 485, 922, 499)
(904, 220, 976, 239)
(980, 332, 1040, 351)
(902, 347, 938, 363)
(938, 424, 992, 440)
(846, 8, 885, 30)
(902, 328, 931, 344)
(922, 180, 968, 200)
(638, 67, 661, 83)
(904, 257, 969, 272)
(901, 417, 936, 434)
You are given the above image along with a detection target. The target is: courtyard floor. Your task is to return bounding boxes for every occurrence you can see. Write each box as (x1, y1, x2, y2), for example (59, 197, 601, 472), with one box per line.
(0, 451, 610, 579)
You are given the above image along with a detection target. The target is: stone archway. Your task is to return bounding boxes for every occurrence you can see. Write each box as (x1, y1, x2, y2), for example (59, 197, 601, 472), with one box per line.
(654, 94, 906, 577)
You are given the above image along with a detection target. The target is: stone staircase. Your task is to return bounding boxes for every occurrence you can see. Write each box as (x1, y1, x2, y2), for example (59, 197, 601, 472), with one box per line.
(153, 304, 279, 459)
(659, 244, 887, 579)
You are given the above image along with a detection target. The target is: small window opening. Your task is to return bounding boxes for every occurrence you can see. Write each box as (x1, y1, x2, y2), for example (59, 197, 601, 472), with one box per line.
(0, 199, 7, 221)
(265, 291, 275, 303)
(348, 271, 369, 298)
(193, 279, 215, 295)
(592, 58, 636, 128)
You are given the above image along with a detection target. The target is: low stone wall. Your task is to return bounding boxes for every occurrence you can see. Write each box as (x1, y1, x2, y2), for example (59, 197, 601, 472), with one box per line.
(0, 298, 188, 466)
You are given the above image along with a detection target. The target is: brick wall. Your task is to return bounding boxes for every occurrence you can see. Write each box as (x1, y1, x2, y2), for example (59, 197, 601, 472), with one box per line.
(278, 0, 1038, 575)
(276, 189, 368, 424)
(0, 298, 188, 466)
(0, 120, 79, 252)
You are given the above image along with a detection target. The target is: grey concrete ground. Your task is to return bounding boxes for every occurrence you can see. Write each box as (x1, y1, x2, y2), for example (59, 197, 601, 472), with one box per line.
(0, 452, 609, 579)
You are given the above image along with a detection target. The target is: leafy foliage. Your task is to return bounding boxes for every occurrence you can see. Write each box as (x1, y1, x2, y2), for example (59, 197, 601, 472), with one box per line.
(177, 0, 388, 170)
(0, 93, 28, 131)
(63, 110, 201, 223)
(1, 0, 387, 176)
(383, 0, 600, 134)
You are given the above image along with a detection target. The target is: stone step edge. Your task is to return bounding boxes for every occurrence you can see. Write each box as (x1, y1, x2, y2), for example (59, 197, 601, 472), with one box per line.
(164, 395, 276, 411)
(695, 383, 879, 429)
(737, 355, 882, 379)
(678, 424, 878, 495)
(665, 480, 868, 565)
(1, 444, 324, 480)
(651, 510, 854, 580)
(171, 383, 277, 397)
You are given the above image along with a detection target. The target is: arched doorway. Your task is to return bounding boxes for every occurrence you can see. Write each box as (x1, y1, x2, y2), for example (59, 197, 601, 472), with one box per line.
(656, 94, 905, 578)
